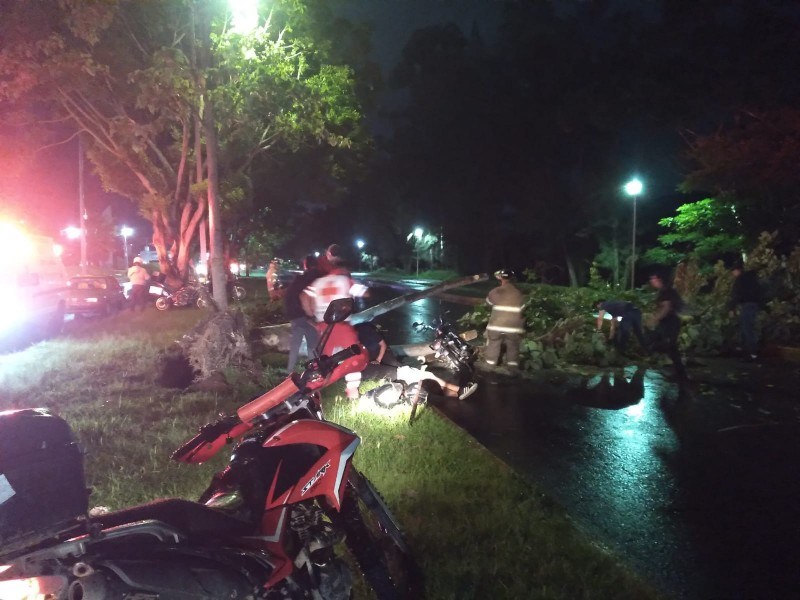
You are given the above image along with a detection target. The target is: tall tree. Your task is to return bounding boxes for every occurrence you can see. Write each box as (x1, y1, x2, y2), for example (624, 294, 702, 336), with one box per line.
(0, 0, 368, 302)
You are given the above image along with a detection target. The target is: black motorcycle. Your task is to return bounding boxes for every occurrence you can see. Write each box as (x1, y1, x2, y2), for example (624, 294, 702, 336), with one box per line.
(155, 283, 207, 311)
(412, 317, 477, 389)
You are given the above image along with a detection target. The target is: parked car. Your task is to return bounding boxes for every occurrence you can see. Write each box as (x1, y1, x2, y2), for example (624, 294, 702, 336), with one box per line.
(66, 275, 125, 317)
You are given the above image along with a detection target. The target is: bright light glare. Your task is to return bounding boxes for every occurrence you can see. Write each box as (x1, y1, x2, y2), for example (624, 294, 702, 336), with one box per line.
(64, 226, 81, 240)
(0, 574, 66, 597)
(414, 228, 423, 239)
(0, 294, 26, 332)
(120, 226, 133, 237)
(230, 0, 259, 34)
(624, 178, 643, 196)
(230, 262, 240, 275)
(356, 239, 365, 249)
(0, 223, 33, 265)
(195, 263, 208, 277)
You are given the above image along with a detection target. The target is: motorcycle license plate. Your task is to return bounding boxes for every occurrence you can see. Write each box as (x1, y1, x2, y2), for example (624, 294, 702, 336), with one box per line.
(149, 285, 163, 294)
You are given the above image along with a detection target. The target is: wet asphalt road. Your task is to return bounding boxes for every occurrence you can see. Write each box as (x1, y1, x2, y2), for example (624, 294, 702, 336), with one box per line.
(362, 282, 800, 600)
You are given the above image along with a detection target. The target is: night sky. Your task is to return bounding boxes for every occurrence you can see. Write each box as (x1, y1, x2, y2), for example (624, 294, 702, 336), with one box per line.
(2, 0, 798, 273)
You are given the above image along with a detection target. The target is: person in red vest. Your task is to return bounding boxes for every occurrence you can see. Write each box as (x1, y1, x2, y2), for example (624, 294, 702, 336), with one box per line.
(301, 244, 369, 399)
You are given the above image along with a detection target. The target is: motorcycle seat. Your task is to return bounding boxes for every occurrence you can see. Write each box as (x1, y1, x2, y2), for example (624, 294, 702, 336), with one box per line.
(92, 498, 253, 539)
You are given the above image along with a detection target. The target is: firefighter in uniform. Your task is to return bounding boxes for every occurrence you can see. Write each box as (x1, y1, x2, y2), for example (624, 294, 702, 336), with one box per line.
(301, 244, 369, 399)
(484, 269, 526, 373)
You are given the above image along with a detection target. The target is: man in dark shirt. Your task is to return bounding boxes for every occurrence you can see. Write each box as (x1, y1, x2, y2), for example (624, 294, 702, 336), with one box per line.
(284, 254, 322, 371)
(647, 271, 687, 381)
(727, 262, 762, 360)
(595, 299, 647, 354)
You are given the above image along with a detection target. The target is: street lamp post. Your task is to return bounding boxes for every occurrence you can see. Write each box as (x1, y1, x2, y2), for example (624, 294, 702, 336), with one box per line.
(121, 226, 133, 267)
(355, 239, 365, 271)
(413, 228, 422, 277)
(624, 178, 643, 289)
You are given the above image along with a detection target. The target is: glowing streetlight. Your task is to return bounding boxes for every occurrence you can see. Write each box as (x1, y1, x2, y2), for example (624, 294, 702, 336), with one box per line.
(64, 226, 81, 240)
(355, 239, 366, 271)
(624, 178, 643, 289)
(120, 226, 133, 266)
(409, 228, 424, 277)
(230, 0, 259, 34)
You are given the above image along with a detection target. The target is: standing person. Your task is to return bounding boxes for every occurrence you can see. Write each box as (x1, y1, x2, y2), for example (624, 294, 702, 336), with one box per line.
(647, 270, 687, 381)
(727, 261, 763, 361)
(266, 259, 281, 301)
(595, 299, 648, 354)
(301, 244, 369, 399)
(127, 257, 151, 312)
(483, 269, 526, 373)
(284, 254, 322, 372)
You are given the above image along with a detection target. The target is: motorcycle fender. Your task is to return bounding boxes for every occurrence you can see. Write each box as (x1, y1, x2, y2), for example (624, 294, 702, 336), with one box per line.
(263, 420, 360, 511)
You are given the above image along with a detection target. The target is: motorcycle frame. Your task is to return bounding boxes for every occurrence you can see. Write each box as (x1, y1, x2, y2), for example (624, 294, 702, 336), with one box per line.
(236, 417, 361, 588)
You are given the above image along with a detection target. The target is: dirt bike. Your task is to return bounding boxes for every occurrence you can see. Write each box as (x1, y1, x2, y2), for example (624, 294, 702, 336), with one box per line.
(0, 298, 421, 600)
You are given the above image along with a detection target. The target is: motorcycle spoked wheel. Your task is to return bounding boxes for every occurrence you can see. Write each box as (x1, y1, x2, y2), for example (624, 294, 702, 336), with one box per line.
(155, 297, 170, 311)
(339, 472, 422, 599)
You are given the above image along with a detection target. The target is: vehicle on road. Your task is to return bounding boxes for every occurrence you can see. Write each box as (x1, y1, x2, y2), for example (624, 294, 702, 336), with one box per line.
(66, 275, 125, 317)
(154, 282, 207, 311)
(0, 222, 67, 348)
(0, 298, 420, 599)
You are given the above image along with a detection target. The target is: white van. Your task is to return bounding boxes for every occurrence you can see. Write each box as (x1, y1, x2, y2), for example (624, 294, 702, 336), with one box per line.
(0, 223, 69, 346)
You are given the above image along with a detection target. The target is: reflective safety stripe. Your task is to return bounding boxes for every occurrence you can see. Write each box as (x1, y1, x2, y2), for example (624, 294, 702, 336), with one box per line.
(486, 324, 525, 333)
(492, 305, 523, 312)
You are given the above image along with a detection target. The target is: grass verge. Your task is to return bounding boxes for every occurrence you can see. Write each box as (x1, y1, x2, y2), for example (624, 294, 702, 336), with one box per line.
(0, 310, 659, 599)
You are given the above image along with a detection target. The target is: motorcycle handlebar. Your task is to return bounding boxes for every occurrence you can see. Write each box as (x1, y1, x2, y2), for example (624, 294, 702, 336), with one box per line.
(320, 344, 362, 371)
(173, 345, 363, 463)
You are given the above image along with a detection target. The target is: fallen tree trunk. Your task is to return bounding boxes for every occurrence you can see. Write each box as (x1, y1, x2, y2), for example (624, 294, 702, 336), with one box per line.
(350, 273, 487, 324)
(259, 273, 488, 352)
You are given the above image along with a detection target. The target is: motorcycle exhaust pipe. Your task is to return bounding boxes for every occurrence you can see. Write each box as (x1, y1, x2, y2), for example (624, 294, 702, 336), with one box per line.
(68, 575, 106, 600)
(68, 569, 125, 600)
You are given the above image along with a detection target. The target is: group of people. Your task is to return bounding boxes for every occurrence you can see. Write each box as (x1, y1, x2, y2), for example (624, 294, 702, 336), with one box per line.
(594, 262, 763, 381)
(283, 249, 764, 396)
(283, 244, 478, 401)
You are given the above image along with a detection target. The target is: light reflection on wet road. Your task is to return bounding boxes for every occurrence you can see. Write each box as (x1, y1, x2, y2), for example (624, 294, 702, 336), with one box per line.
(361, 282, 800, 599)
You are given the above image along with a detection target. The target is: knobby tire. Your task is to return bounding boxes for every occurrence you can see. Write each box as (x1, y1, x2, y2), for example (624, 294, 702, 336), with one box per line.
(338, 471, 423, 600)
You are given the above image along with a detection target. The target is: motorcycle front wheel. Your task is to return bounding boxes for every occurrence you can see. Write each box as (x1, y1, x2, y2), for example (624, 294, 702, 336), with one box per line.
(155, 297, 170, 311)
(339, 471, 422, 599)
(233, 285, 246, 300)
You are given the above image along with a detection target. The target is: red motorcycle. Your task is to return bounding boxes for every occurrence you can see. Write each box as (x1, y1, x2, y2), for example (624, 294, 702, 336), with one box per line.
(0, 298, 420, 599)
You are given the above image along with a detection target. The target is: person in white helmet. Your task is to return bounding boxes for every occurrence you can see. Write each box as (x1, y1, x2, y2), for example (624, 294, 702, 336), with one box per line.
(127, 256, 151, 312)
(483, 269, 526, 373)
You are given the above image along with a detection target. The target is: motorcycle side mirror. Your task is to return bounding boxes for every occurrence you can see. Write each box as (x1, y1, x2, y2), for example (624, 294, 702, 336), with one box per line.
(323, 297, 354, 324)
(313, 298, 355, 360)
